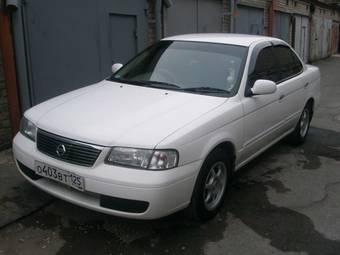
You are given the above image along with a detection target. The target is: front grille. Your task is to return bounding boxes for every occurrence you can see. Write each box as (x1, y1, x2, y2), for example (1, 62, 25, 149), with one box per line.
(37, 129, 102, 167)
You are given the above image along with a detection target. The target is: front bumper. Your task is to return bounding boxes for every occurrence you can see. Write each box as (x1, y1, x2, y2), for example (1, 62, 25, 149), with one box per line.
(13, 133, 202, 219)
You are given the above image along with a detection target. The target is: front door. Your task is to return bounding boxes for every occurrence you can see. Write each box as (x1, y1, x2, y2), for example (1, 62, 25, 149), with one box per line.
(239, 44, 281, 164)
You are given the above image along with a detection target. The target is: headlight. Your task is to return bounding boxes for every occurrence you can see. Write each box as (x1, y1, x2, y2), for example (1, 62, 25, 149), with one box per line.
(106, 147, 179, 170)
(20, 117, 37, 141)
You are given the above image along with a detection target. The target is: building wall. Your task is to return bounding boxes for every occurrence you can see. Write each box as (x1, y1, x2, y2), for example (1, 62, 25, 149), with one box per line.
(275, 0, 310, 16)
(0, 51, 12, 150)
(147, 0, 340, 61)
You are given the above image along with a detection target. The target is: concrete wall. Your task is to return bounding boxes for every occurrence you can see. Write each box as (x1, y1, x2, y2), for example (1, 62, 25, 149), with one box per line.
(0, 51, 11, 150)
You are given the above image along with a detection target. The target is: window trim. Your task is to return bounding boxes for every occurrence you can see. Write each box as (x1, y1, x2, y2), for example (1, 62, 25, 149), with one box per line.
(271, 44, 304, 84)
(245, 41, 273, 97)
(245, 41, 304, 97)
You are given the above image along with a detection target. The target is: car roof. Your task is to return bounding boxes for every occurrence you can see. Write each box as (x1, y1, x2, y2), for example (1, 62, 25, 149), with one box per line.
(162, 33, 283, 47)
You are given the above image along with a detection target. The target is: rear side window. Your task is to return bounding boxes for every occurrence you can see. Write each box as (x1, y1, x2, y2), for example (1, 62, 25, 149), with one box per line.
(272, 45, 303, 81)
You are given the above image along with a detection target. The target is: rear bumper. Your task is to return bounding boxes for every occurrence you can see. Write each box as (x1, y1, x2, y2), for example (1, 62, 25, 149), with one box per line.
(13, 133, 202, 219)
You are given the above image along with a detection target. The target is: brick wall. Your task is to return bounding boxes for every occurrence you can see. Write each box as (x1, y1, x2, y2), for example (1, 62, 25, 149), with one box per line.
(148, 0, 157, 45)
(0, 51, 11, 150)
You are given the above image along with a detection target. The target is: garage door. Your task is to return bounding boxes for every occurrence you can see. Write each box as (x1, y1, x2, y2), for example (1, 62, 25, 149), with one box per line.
(274, 12, 291, 43)
(234, 5, 264, 35)
(310, 16, 332, 61)
(11, 0, 148, 110)
(294, 15, 309, 62)
(163, 0, 222, 37)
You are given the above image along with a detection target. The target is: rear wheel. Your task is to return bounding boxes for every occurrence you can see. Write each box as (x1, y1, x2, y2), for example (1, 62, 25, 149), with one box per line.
(188, 148, 231, 221)
(288, 103, 312, 145)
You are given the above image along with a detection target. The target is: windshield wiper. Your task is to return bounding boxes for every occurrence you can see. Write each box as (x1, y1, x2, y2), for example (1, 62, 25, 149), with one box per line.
(110, 78, 230, 95)
(139, 80, 181, 90)
(112, 78, 182, 90)
(181, 87, 230, 94)
(144, 83, 230, 95)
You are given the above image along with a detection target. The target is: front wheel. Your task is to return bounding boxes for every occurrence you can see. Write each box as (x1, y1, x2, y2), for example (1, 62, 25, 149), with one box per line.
(288, 103, 312, 145)
(188, 148, 231, 221)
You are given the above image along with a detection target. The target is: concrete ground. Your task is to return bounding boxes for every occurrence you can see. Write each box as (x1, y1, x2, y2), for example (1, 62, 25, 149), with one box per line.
(0, 56, 340, 255)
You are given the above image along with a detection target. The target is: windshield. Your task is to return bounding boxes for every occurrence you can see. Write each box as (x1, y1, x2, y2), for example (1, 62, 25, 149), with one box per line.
(109, 40, 247, 96)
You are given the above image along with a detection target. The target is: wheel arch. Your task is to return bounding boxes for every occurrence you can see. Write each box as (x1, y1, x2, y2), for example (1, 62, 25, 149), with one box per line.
(201, 140, 237, 172)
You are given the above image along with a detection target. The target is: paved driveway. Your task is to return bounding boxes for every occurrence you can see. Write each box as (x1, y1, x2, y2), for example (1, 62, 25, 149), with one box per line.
(0, 56, 340, 255)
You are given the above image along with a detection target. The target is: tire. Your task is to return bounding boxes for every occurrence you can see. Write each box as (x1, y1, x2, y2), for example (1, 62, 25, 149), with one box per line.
(288, 103, 313, 146)
(188, 148, 231, 221)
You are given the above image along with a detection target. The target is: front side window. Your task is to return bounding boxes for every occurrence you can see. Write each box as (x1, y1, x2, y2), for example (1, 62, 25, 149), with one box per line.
(109, 41, 248, 97)
(248, 46, 278, 87)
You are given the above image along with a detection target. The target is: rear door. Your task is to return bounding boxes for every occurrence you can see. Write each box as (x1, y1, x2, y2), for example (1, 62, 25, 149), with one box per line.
(271, 44, 307, 131)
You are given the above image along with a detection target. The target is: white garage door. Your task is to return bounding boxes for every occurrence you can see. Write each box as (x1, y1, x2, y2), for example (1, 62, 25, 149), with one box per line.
(294, 15, 309, 63)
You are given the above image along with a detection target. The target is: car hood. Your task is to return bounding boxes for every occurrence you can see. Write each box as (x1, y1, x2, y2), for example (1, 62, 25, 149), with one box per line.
(26, 80, 227, 147)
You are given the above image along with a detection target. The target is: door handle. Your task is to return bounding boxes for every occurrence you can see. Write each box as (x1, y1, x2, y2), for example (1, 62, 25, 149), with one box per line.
(279, 94, 285, 100)
(304, 82, 310, 88)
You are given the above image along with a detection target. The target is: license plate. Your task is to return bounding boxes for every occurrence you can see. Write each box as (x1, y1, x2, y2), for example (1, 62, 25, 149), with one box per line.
(34, 161, 85, 191)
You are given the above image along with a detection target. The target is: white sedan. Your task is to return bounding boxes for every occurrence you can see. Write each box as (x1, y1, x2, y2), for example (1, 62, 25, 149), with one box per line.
(13, 34, 320, 220)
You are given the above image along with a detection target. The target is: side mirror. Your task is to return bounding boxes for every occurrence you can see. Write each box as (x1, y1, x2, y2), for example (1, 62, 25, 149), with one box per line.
(112, 63, 123, 74)
(251, 79, 277, 95)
